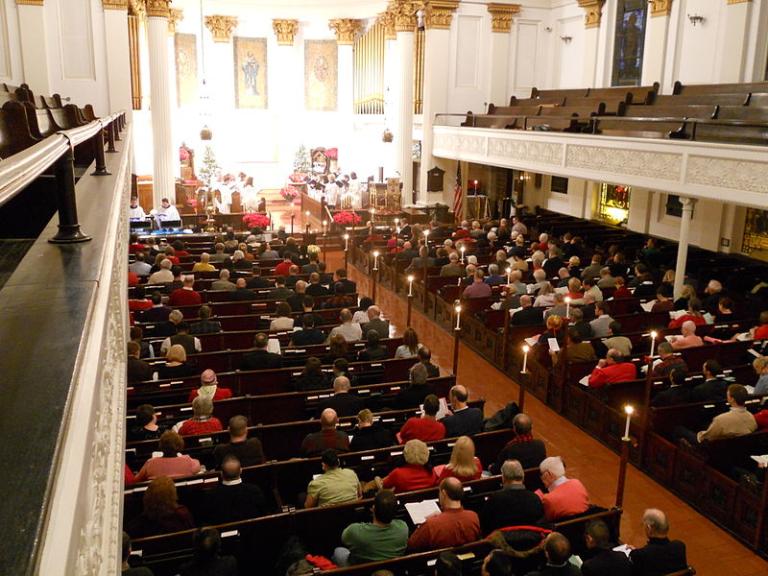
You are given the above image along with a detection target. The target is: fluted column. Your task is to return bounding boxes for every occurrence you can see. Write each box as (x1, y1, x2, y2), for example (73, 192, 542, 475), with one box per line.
(418, 1, 459, 204)
(379, 10, 398, 176)
(392, 1, 418, 206)
(272, 19, 300, 173)
(16, 0, 52, 94)
(146, 0, 174, 209)
(487, 3, 520, 106)
(642, 0, 673, 86)
(673, 197, 696, 298)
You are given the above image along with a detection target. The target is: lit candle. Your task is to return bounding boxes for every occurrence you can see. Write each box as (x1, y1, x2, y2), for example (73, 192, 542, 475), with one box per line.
(522, 344, 529, 373)
(322, 219, 327, 234)
(373, 250, 380, 271)
(564, 296, 571, 318)
(455, 304, 462, 330)
(649, 330, 658, 357)
(506, 267, 512, 285)
(460, 246, 465, 264)
(343, 233, 349, 251)
(474, 179, 479, 192)
(424, 229, 430, 241)
(623, 405, 634, 440)
(407, 274, 414, 297)
(394, 218, 400, 234)
(305, 210, 310, 219)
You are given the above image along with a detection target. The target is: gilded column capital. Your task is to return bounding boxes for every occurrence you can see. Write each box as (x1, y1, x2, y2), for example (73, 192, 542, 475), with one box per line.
(486, 3, 521, 33)
(329, 19, 362, 45)
(145, 0, 170, 18)
(390, 0, 419, 33)
(16, 0, 44, 5)
(102, 0, 128, 11)
(128, 0, 145, 17)
(205, 15, 237, 42)
(377, 10, 397, 40)
(648, 0, 672, 16)
(168, 8, 182, 33)
(727, 0, 751, 4)
(273, 19, 299, 46)
(424, 0, 459, 30)
(577, 0, 605, 28)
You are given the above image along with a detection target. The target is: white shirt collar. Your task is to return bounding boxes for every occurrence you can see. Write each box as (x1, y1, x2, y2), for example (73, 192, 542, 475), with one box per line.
(222, 478, 243, 486)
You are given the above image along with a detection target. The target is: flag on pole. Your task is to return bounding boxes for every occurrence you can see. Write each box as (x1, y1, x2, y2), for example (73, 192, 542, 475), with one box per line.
(453, 163, 463, 223)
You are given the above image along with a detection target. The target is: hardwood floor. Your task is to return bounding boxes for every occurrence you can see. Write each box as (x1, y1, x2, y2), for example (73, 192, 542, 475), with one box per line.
(326, 251, 768, 576)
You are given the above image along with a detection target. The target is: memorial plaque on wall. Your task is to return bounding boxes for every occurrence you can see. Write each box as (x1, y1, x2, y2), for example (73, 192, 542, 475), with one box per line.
(427, 167, 445, 192)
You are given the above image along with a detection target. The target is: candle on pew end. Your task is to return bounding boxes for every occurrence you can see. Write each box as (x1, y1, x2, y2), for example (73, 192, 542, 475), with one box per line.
(343, 233, 349, 252)
(522, 344, 529, 373)
(564, 296, 571, 319)
(373, 250, 380, 271)
(623, 405, 634, 440)
(460, 246, 465, 264)
(455, 304, 462, 330)
(649, 330, 658, 358)
(506, 267, 512, 285)
(407, 274, 414, 297)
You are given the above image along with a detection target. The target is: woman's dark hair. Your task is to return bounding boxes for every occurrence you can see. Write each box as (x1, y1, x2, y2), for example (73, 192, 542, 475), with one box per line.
(193, 527, 221, 561)
(303, 356, 323, 376)
(359, 297, 374, 310)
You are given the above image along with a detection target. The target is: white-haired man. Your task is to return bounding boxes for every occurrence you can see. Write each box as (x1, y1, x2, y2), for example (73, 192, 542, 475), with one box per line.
(534, 456, 589, 521)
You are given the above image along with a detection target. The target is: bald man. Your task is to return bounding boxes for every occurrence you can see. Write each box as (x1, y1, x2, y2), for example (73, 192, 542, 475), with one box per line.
(327, 308, 363, 343)
(301, 408, 350, 457)
(441, 385, 483, 437)
(318, 376, 365, 417)
(407, 478, 480, 551)
(629, 508, 687, 575)
(526, 532, 579, 576)
(206, 455, 267, 524)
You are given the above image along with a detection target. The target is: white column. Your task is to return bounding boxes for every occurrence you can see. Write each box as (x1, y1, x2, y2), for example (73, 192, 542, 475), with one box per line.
(419, 1, 460, 204)
(577, 0, 605, 87)
(383, 30, 399, 177)
(330, 19, 360, 179)
(16, 0, 51, 94)
(103, 3, 132, 116)
(642, 1, 673, 86)
(272, 20, 300, 176)
(673, 197, 696, 298)
(715, 0, 753, 82)
(147, 1, 174, 209)
(486, 3, 519, 105)
(394, 21, 415, 206)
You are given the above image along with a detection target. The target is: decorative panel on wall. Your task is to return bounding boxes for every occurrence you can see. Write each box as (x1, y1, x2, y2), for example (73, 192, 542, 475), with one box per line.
(58, 0, 95, 79)
(514, 22, 539, 92)
(557, 16, 582, 89)
(0, 1, 11, 79)
(233, 37, 267, 109)
(174, 33, 198, 107)
(455, 15, 481, 88)
(305, 40, 337, 112)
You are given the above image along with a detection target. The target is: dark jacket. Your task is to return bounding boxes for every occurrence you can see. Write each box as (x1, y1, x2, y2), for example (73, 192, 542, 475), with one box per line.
(128, 357, 154, 383)
(204, 481, 268, 525)
(240, 349, 283, 371)
(493, 438, 547, 473)
(628, 537, 687, 576)
(319, 393, 366, 417)
(290, 328, 327, 346)
(479, 485, 544, 535)
(442, 407, 483, 438)
(178, 555, 239, 576)
(349, 424, 395, 452)
(190, 319, 222, 334)
(690, 377, 729, 403)
(581, 547, 632, 576)
(396, 384, 434, 409)
(511, 307, 545, 327)
(213, 438, 265, 468)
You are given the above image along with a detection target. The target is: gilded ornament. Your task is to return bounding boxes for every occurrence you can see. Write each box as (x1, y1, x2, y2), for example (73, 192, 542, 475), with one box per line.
(329, 19, 361, 45)
(168, 8, 183, 33)
(577, 0, 605, 28)
(145, 0, 170, 18)
(205, 15, 238, 43)
(377, 10, 397, 40)
(102, 0, 128, 10)
(273, 19, 299, 46)
(649, 0, 672, 17)
(424, 0, 459, 30)
(486, 3, 521, 33)
(390, 0, 418, 32)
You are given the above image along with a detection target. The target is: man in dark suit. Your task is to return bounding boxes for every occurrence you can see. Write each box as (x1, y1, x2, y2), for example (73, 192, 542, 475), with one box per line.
(690, 360, 730, 403)
(290, 314, 326, 346)
(349, 408, 395, 452)
(396, 363, 434, 408)
(319, 376, 365, 417)
(418, 346, 440, 378)
(395, 241, 418, 263)
(141, 291, 172, 323)
(230, 277, 256, 301)
(240, 332, 282, 371)
(580, 519, 631, 576)
(245, 267, 270, 289)
(442, 385, 483, 437)
(287, 280, 308, 312)
(205, 456, 268, 525)
(629, 509, 687, 576)
(360, 305, 390, 339)
(511, 296, 544, 327)
(335, 268, 357, 294)
(491, 413, 547, 472)
(480, 459, 544, 535)
(306, 272, 330, 296)
(526, 533, 581, 576)
(127, 341, 153, 383)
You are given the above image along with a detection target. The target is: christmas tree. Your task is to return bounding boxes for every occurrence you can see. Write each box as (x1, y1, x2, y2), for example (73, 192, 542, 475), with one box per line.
(293, 144, 310, 175)
(199, 145, 220, 187)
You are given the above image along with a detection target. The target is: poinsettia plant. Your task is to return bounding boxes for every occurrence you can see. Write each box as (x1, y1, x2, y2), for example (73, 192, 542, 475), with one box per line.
(280, 185, 300, 201)
(242, 213, 271, 229)
(333, 211, 362, 225)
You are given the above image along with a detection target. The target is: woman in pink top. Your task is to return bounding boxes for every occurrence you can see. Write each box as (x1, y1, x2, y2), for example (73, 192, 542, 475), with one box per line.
(437, 436, 483, 482)
(134, 430, 201, 482)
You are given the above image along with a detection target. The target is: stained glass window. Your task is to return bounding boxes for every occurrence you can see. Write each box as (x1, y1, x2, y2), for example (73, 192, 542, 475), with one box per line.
(743, 208, 768, 262)
(597, 183, 631, 225)
(611, 0, 648, 87)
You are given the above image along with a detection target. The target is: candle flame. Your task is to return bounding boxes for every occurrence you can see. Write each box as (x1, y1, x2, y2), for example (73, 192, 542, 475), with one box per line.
(373, 250, 380, 258)
(407, 275, 414, 282)
(454, 305, 462, 313)
(650, 330, 658, 338)
(522, 345, 529, 353)
(625, 405, 634, 415)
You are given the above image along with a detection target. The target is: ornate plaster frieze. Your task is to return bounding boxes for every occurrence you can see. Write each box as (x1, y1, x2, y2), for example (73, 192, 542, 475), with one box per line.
(486, 3, 521, 33)
(434, 132, 486, 156)
(489, 138, 563, 166)
(205, 15, 238, 43)
(102, 0, 128, 11)
(390, 0, 419, 33)
(273, 19, 299, 46)
(566, 145, 681, 180)
(649, 0, 673, 17)
(16, 0, 44, 5)
(128, 0, 145, 17)
(145, 0, 170, 18)
(577, 0, 605, 28)
(377, 9, 397, 39)
(168, 8, 183, 33)
(424, 0, 459, 30)
(329, 18, 362, 45)
(727, 0, 751, 4)
(686, 156, 768, 194)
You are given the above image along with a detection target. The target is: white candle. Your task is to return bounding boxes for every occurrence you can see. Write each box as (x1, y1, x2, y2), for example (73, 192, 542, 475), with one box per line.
(650, 330, 658, 357)
(344, 233, 349, 251)
(623, 405, 634, 440)
(474, 179, 478, 191)
(506, 267, 512, 285)
(394, 218, 400, 234)
(373, 250, 380, 271)
(455, 305, 462, 330)
(322, 220, 327, 234)
(408, 274, 414, 297)
(460, 246, 465, 264)
(565, 296, 571, 318)
(522, 344, 529, 373)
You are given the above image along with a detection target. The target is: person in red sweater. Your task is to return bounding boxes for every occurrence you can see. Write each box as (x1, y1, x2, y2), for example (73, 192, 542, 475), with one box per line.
(587, 349, 637, 388)
(188, 369, 233, 403)
(752, 311, 768, 340)
(376, 439, 437, 492)
(437, 436, 482, 482)
(612, 276, 632, 299)
(535, 456, 590, 521)
(168, 275, 202, 307)
(177, 396, 223, 436)
(398, 394, 446, 443)
(407, 478, 481, 551)
(668, 298, 707, 329)
(274, 255, 294, 277)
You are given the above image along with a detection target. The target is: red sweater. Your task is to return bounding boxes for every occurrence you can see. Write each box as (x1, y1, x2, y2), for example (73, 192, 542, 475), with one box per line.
(536, 478, 589, 521)
(274, 261, 293, 276)
(407, 508, 481, 550)
(169, 288, 202, 307)
(382, 464, 438, 492)
(178, 417, 223, 436)
(588, 362, 637, 388)
(399, 417, 446, 443)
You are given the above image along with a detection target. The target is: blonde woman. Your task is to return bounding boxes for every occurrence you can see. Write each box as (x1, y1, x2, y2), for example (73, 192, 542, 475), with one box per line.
(157, 344, 197, 380)
(437, 436, 482, 482)
(378, 439, 437, 492)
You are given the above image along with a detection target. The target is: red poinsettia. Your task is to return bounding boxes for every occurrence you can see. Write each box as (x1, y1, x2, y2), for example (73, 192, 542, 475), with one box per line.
(243, 213, 271, 229)
(333, 211, 362, 225)
(280, 186, 300, 201)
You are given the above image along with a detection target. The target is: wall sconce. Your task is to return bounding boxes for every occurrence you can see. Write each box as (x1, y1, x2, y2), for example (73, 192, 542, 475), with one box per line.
(687, 14, 705, 26)
(560, 35, 573, 44)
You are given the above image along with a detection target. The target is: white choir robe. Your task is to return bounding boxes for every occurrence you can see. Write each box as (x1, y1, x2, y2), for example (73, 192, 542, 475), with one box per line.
(129, 206, 147, 220)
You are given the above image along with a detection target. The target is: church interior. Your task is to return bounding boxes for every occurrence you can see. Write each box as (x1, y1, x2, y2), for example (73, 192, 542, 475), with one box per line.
(0, 0, 767, 574)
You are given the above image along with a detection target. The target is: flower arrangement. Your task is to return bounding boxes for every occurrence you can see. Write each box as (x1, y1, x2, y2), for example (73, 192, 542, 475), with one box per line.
(242, 213, 271, 229)
(288, 173, 306, 184)
(280, 185, 300, 201)
(333, 211, 361, 226)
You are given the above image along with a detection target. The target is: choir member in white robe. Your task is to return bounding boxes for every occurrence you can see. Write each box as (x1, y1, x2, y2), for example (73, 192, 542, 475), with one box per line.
(129, 197, 147, 220)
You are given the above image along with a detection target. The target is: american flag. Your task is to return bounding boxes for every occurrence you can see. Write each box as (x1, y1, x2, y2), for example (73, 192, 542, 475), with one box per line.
(453, 163, 463, 223)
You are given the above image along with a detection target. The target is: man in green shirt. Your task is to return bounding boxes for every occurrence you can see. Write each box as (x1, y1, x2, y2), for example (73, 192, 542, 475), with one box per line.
(336, 490, 408, 565)
(305, 450, 361, 508)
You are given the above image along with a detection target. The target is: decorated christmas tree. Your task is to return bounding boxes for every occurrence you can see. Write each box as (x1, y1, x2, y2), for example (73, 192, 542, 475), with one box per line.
(199, 145, 220, 187)
(293, 144, 310, 175)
